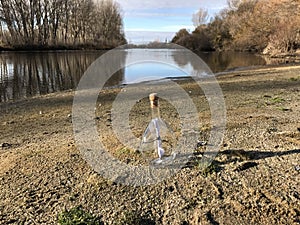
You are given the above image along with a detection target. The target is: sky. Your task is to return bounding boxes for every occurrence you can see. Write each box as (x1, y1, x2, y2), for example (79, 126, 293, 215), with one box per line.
(114, 0, 228, 44)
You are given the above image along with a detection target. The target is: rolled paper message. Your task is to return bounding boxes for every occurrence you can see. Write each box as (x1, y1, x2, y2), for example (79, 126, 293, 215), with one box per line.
(149, 93, 158, 108)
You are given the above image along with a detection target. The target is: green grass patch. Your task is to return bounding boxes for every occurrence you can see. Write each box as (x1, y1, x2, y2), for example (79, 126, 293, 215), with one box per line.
(289, 77, 300, 82)
(116, 147, 134, 156)
(264, 95, 286, 106)
(270, 96, 285, 104)
(197, 161, 222, 177)
(277, 106, 291, 112)
(58, 206, 103, 225)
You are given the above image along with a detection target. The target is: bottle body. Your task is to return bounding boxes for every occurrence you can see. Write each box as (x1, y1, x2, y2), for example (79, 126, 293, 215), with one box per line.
(139, 93, 176, 164)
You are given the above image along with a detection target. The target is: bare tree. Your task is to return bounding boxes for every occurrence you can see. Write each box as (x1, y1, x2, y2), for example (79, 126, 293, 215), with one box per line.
(0, 0, 126, 49)
(227, 0, 242, 10)
(192, 8, 209, 27)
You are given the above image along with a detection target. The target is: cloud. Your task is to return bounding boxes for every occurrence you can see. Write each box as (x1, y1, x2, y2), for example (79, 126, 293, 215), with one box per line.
(117, 0, 227, 11)
(118, 0, 228, 20)
(116, 0, 228, 43)
(125, 11, 192, 18)
(125, 31, 176, 43)
(126, 24, 194, 32)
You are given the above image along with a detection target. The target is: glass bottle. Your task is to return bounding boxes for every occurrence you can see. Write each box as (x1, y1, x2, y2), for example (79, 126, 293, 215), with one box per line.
(139, 93, 176, 164)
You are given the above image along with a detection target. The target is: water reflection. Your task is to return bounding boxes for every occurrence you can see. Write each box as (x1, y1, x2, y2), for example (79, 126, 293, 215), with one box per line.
(123, 49, 192, 84)
(0, 49, 267, 102)
(0, 51, 125, 102)
(197, 51, 267, 72)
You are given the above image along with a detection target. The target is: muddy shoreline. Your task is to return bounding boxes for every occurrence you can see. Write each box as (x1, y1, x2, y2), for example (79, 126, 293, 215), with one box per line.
(0, 65, 299, 224)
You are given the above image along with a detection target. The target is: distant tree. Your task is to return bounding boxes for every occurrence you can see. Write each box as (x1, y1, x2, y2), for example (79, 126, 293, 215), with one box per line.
(0, 0, 126, 49)
(172, 26, 213, 51)
(207, 14, 232, 50)
(260, 0, 300, 55)
(192, 8, 209, 27)
(227, 0, 243, 10)
(94, 0, 126, 47)
(191, 25, 213, 51)
(172, 0, 300, 54)
(223, 0, 260, 51)
(224, 0, 300, 53)
(171, 28, 190, 43)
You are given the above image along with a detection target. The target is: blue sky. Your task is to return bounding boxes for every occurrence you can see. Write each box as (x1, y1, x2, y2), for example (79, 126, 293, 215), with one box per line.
(115, 0, 228, 43)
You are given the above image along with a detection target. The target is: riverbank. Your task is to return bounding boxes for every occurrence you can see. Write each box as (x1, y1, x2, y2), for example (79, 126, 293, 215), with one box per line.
(0, 44, 116, 52)
(0, 65, 299, 224)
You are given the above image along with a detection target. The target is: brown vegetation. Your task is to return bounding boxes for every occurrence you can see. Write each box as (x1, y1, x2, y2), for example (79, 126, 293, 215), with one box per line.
(172, 0, 300, 56)
(0, 0, 126, 50)
(171, 26, 213, 51)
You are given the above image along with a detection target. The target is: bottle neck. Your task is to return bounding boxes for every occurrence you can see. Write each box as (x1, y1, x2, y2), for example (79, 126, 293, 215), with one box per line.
(149, 93, 160, 119)
(151, 105, 160, 119)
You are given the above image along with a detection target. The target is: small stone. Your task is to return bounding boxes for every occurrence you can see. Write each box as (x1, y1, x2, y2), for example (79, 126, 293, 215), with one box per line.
(197, 141, 207, 147)
(295, 165, 300, 172)
(263, 95, 272, 98)
(234, 162, 258, 172)
(1, 143, 12, 149)
(67, 114, 72, 118)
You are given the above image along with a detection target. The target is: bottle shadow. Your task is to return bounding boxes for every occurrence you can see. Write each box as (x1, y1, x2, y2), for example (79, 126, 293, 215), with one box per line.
(189, 148, 300, 172)
(219, 148, 300, 162)
(149, 149, 300, 172)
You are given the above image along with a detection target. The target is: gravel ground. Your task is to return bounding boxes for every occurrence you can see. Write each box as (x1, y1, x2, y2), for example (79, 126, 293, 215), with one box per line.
(0, 65, 299, 224)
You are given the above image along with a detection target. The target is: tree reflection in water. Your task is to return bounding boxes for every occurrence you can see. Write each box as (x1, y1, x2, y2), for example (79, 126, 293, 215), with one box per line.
(0, 49, 267, 103)
(0, 51, 126, 102)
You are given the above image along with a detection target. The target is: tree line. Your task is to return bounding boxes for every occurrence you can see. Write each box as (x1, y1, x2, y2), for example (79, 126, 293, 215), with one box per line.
(0, 0, 127, 50)
(172, 0, 300, 56)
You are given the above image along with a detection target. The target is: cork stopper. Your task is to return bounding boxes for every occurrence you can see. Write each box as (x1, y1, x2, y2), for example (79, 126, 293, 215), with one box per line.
(149, 93, 159, 108)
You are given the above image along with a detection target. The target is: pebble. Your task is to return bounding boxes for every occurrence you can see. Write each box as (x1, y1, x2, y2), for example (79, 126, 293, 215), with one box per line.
(295, 165, 300, 172)
(1, 143, 12, 149)
(3, 120, 15, 125)
(197, 141, 207, 147)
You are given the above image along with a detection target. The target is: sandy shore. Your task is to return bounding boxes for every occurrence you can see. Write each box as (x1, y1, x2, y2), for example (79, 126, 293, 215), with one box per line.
(0, 65, 299, 224)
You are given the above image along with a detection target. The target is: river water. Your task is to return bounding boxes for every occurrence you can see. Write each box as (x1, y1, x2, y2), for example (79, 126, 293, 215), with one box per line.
(0, 49, 267, 102)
